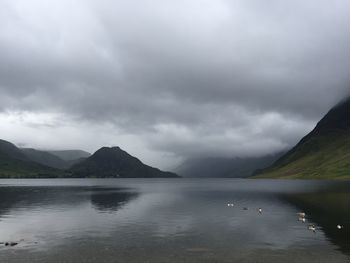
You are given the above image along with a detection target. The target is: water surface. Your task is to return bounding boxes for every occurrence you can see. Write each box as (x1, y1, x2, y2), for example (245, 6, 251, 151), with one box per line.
(0, 179, 349, 262)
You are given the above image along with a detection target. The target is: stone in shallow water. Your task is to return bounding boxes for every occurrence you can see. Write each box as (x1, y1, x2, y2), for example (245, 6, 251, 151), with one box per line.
(4, 242, 18, 247)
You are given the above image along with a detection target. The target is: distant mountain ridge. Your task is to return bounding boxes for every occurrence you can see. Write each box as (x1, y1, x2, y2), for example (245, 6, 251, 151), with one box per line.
(3, 95, 350, 181)
(70, 146, 179, 178)
(255, 98, 350, 179)
(0, 139, 64, 178)
(0, 141, 178, 178)
(175, 152, 284, 178)
(0, 139, 27, 161)
(21, 148, 71, 169)
(48, 150, 91, 161)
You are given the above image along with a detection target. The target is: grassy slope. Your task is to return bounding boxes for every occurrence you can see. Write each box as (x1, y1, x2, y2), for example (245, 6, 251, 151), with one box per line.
(254, 131, 350, 179)
(0, 155, 67, 178)
(0, 139, 69, 178)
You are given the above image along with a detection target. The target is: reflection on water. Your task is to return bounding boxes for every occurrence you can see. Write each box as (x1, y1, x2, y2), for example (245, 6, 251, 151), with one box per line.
(0, 179, 349, 263)
(285, 189, 350, 257)
(90, 188, 138, 213)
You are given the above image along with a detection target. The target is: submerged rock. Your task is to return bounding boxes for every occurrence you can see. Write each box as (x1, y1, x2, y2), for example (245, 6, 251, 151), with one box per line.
(4, 242, 18, 247)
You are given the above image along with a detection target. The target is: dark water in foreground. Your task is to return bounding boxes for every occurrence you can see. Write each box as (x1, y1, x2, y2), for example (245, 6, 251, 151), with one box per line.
(0, 179, 349, 263)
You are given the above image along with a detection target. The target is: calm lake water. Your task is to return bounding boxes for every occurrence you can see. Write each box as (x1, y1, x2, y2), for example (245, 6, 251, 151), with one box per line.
(0, 179, 349, 263)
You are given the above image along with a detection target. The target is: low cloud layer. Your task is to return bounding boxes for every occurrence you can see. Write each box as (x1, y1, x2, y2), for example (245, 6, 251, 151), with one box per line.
(1, 0, 350, 168)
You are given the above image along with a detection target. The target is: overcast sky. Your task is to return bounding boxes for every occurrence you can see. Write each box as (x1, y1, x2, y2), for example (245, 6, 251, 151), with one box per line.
(1, 0, 350, 168)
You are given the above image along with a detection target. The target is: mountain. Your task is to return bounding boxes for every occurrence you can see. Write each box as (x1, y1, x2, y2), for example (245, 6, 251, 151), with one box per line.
(21, 148, 70, 169)
(48, 150, 91, 161)
(0, 139, 28, 161)
(0, 139, 65, 178)
(70, 146, 179, 178)
(175, 153, 284, 178)
(255, 98, 350, 179)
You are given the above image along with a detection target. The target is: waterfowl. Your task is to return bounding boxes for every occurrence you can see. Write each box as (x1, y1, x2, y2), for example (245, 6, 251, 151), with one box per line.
(258, 208, 262, 213)
(337, 225, 343, 229)
(298, 217, 306, 223)
(227, 203, 234, 207)
(308, 225, 316, 232)
(297, 212, 306, 218)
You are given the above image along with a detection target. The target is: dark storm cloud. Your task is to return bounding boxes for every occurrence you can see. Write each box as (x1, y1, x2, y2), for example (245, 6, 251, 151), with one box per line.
(1, 0, 350, 164)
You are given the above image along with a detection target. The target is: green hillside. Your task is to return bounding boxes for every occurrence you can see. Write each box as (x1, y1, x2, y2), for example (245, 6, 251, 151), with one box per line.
(21, 148, 71, 169)
(0, 139, 66, 178)
(255, 98, 350, 179)
(0, 156, 65, 178)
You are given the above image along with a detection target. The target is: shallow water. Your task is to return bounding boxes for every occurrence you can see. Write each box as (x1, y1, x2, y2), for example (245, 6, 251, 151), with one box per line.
(0, 178, 349, 263)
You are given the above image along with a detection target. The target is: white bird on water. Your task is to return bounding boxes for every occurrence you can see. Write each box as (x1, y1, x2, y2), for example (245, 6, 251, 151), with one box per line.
(298, 217, 306, 223)
(258, 208, 262, 214)
(227, 203, 234, 207)
(297, 212, 306, 218)
(308, 225, 316, 232)
(337, 225, 343, 229)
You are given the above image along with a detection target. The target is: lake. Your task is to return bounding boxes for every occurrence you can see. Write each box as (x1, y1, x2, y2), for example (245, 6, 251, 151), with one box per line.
(0, 178, 349, 263)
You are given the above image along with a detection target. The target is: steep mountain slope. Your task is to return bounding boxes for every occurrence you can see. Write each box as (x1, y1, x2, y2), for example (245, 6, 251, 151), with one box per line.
(0, 140, 65, 178)
(21, 148, 70, 169)
(0, 139, 28, 161)
(70, 146, 179, 178)
(175, 153, 284, 178)
(255, 98, 350, 179)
